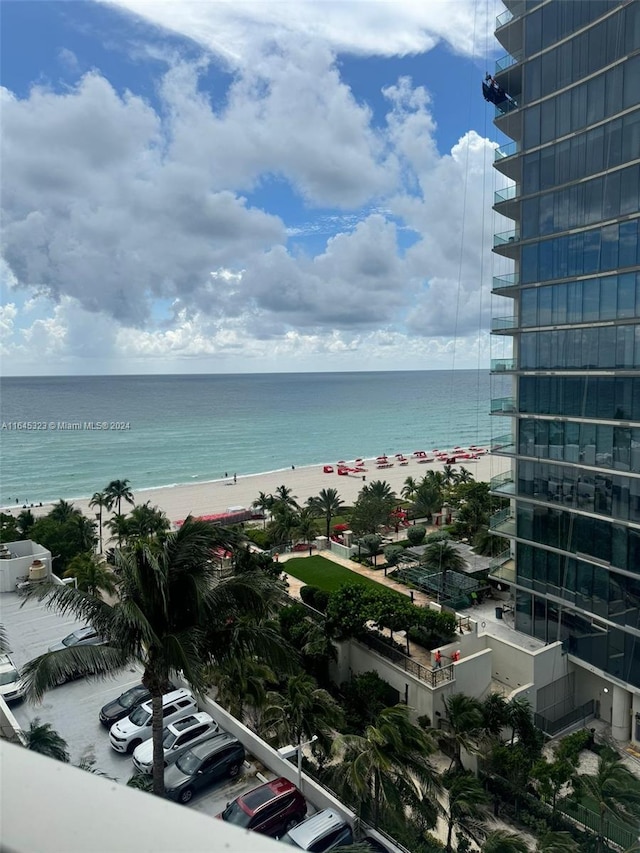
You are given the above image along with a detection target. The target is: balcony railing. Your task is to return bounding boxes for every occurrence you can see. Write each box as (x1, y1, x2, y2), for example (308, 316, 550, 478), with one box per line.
(494, 140, 519, 161)
(494, 185, 519, 204)
(489, 550, 516, 584)
(496, 51, 522, 72)
(490, 396, 517, 414)
(496, 8, 514, 28)
(491, 433, 516, 454)
(494, 228, 520, 247)
(491, 357, 517, 372)
(495, 98, 519, 117)
(491, 316, 517, 333)
(490, 508, 517, 536)
(491, 471, 515, 494)
(493, 272, 519, 290)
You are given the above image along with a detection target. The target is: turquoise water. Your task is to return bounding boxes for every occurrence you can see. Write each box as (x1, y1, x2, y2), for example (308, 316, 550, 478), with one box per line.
(0, 371, 508, 505)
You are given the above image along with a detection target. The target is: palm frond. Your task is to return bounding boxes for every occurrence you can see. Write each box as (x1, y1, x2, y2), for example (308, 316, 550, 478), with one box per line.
(21, 644, 131, 702)
(20, 582, 115, 636)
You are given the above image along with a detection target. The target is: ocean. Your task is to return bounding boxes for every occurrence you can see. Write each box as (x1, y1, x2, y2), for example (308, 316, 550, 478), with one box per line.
(0, 371, 508, 506)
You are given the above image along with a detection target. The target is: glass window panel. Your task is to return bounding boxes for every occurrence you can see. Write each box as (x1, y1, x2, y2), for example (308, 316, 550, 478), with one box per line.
(605, 65, 623, 117)
(539, 193, 554, 235)
(567, 281, 582, 323)
(586, 73, 606, 125)
(601, 224, 619, 271)
(618, 273, 636, 319)
(556, 40, 572, 90)
(525, 56, 541, 102)
(622, 111, 640, 166)
(619, 220, 638, 268)
(623, 54, 640, 109)
(519, 418, 535, 456)
(538, 286, 552, 325)
(616, 325, 635, 369)
(582, 229, 601, 275)
(538, 331, 551, 369)
(521, 287, 538, 327)
(624, 6, 640, 62)
(631, 428, 640, 473)
(565, 422, 580, 463)
(521, 244, 538, 284)
(582, 278, 600, 323)
(522, 197, 539, 241)
(523, 152, 540, 195)
(556, 91, 571, 138)
(539, 239, 553, 281)
(552, 283, 567, 324)
(524, 104, 541, 149)
(540, 145, 555, 190)
(613, 427, 631, 472)
(569, 132, 586, 181)
(541, 52, 558, 105)
(598, 326, 616, 368)
(605, 117, 623, 168)
(620, 164, 639, 216)
(603, 171, 621, 221)
(549, 421, 564, 461)
(525, 8, 542, 56)
(515, 591, 532, 635)
(597, 378, 616, 420)
(600, 275, 617, 321)
(584, 177, 603, 226)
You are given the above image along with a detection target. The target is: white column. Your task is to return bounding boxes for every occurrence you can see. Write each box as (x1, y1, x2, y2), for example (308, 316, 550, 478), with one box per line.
(611, 685, 631, 742)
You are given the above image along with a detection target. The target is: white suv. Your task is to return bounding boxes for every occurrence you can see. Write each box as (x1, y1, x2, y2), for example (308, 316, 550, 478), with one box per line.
(0, 654, 24, 703)
(109, 688, 197, 754)
(132, 712, 220, 774)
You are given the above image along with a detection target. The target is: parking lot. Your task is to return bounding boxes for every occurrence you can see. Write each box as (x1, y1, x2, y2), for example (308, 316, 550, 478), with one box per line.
(2, 592, 275, 817)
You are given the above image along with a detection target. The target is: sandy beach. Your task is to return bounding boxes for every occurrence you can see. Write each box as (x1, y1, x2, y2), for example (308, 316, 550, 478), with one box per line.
(11, 449, 511, 525)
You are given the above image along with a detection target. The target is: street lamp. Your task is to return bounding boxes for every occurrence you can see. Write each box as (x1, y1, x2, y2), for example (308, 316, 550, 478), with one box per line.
(278, 735, 318, 787)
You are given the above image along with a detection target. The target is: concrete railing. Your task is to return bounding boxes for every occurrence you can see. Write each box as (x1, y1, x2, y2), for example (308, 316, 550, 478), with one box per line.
(0, 695, 25, 745)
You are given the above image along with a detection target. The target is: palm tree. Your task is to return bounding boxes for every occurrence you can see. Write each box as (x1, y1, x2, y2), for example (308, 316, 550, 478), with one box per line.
(48, 500, 81, 523)
(363, 480, 396, 502)
(401, 476, 419, 501)
(573, 748, 640, 852)
(295, 509, 320, 554)
(481, 692, 510, 740)
(536, 832, 580, 853)
(252, 491, 274, 529)
(104, 479, 134, 516)
(105, 512, 129, 549)
(444, 772, 487, 852)
(454, 467, 474, 484)
(21, 718, 70, 762)
(210, 655, 275, 725)
(333, 704, 439, 828)
(482, 830, 528, 853)
(262, 673, 343, 758)
(21, 518, 278, 797)
(441, 693, 484, 771)
(507, 696, 534, 746)
(16, 509, 35, 538)
(0, 624, 9, 654)
(274, 484, 299, 510)
(306, 488, 344, 540)
(74, 514, 98, 552)
(442, 465, 456, 486)
(63, 553, 116, 598)
(89, 491, 109, 553)
(422, 540, 467, 598)
(268, 503, 299, 549)
(125, 502, 170, 540)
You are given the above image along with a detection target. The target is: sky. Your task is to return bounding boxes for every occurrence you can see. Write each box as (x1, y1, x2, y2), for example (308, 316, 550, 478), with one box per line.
(1, 0, 515, 376)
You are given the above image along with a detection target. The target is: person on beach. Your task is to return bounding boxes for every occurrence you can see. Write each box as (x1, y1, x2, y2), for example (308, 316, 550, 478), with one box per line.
(233, 473, 237, 484)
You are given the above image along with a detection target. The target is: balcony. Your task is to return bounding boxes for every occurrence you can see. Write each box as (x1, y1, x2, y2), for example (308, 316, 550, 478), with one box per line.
(490, 470, 516, 495)
(490, 396, 517, 414)
(494, 141, 521, 182)
(493, 228, 521, 259)
(490, 432, 516, 455)
(496, 8, 514, 28)
(491, 315, 517, 334)
(489, 549, 516, 584)
(492, 272, 519, 293)
(493, 184, 520, 221)
(491, 357, 517, 372)
(495, 50, 522, 73)
(489, 507, 517, 536)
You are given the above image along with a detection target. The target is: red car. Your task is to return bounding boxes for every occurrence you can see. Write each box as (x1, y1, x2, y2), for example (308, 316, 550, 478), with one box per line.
(218, 777, 307, 838)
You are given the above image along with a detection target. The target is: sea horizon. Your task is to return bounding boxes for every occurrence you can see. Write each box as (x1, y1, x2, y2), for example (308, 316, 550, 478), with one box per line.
(0, 370, 508, 506)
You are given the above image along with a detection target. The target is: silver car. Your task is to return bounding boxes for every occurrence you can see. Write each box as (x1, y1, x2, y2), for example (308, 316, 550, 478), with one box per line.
(48, 626, 104, 652)
(132, 712, 220, 774)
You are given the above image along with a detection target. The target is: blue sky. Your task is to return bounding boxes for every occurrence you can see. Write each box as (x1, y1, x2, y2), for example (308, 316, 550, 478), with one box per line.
(1, 0, 512, 375)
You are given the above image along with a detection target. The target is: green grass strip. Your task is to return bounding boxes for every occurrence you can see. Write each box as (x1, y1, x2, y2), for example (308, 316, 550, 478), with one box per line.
(284, 555, 404, 596)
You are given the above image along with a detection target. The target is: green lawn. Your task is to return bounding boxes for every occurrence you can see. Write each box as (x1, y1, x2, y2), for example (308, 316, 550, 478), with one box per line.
(284, 555, 403, 596)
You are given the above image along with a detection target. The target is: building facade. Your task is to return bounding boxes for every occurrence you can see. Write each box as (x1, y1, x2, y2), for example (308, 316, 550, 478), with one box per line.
(490, 0, 640, 740)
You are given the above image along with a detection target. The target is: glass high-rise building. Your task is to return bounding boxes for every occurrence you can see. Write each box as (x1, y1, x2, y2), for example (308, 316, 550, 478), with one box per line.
(490, 0, 640, 740)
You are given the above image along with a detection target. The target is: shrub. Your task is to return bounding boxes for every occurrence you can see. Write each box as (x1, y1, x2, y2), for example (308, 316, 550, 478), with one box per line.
(244, 527, 272, 549)
(556, 729, 592, 765)
(407, 525, 426, 546)
(384, 544, 404, 566)
(417, 714, 432, 729)
(313, 590, 330, 612)
(300, 585, 321, 608)
(425, 531, 450, 544)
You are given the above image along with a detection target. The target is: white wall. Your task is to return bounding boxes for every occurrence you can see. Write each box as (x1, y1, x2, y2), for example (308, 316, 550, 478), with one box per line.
(0, 695, 25, 745)
(0, 540, 52, 593)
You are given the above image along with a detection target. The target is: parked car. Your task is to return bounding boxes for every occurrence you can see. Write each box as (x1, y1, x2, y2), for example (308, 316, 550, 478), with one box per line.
(132, 712, 220, 774)
(280, 809, 353, 851)
(48, 627, 104, 652)
(0, 654, 24, 703)
(109, 688, 197, 754)
(164, 734, 245, 804)
(99, 683, 154, 728)
(218, 777, 307, 838)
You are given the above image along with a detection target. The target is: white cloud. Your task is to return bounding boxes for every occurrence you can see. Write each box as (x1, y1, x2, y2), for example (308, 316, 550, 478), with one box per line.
(102, 0, 497, 64)
(1, 7, 510, 374)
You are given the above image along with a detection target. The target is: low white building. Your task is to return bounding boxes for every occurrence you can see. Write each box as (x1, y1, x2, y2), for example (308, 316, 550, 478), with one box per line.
(0, 539, 52, 593)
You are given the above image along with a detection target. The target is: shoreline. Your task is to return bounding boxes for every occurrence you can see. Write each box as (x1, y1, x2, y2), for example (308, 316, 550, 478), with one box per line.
(3, 448, 511, 525)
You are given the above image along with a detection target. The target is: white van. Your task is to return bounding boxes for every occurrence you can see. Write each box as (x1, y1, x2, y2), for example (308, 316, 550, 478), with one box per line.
(109, 688, 197, 754)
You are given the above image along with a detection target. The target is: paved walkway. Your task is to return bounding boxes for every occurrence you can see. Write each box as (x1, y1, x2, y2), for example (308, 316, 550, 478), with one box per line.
(278, 548, 455, 671)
